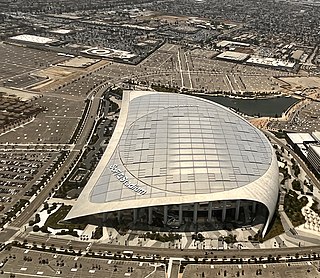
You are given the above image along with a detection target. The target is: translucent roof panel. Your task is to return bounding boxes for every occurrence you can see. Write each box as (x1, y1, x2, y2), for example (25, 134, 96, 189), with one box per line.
(89, 92, 272, 203)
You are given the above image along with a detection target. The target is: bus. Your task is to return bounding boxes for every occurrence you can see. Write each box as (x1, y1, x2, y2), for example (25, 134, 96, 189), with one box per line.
(123, 250, 134, 257)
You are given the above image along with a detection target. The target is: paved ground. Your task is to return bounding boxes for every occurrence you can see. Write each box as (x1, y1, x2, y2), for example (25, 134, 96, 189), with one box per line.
(133, 43, 294, 94)
(1, 41, 320, 275)
(10, 232, 320, 262)
(0, 82, 109, 242)
(0, 247, 165, 278)
(182, 262, 320, 278)
(0, 43, 68, 84)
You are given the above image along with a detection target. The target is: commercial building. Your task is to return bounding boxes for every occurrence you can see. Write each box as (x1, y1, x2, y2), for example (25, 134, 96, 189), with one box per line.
(286, 132, 317, 157)
(286, 131, 320, 176)
(216, 51, 249, 62)
(217, 40, 250, 48)
(9, 34, 58, 44)
(246, 56, 295, 71)
(81, 47, 136, 60)
(312, 131, 320, 143)
(66, 91, 279, 236)
(307, 145, 320, 174)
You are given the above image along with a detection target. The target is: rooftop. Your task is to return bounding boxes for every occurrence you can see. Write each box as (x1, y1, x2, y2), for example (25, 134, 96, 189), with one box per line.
(287, 132, 316, 144)
(90, 92, 272, 203)
(9, 34, 56, 44)
(309, 144, 320, 158)
(65, 91, 279, 236)
(246, 56, 295, 69)
(216, 51, 249, 62)
(312, 131, 320, 143)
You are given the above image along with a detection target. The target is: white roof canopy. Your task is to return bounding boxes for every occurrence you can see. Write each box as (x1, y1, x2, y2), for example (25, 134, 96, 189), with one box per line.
(66, 91, 279, 236)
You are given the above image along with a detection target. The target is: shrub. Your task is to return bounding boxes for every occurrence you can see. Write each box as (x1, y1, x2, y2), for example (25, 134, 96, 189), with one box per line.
(284, 190, 308, 226)
(292, 180, 302, 192)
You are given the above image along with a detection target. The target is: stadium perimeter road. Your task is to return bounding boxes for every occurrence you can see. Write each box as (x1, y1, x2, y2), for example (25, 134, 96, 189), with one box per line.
(0, 82, 109, 243)
(14, 233, 320, 260)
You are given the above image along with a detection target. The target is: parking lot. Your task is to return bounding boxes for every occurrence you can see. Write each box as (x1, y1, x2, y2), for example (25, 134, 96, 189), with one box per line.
(112, 43, 296, 94)
(0, 94, 84, 144)
(50, 74, 107, 98)
(0, 247, 165, 278)
(3, 73, 47, 89)
(182, 262, 320, 277)
(269, 101, 320, 132)
(0, 43, 68, 84)
(0, 45, 117, 226)
(0, 150, 60, 217)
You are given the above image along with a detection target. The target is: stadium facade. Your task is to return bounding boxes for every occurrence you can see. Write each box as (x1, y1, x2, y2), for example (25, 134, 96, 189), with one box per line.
(65, 91, 279, 236)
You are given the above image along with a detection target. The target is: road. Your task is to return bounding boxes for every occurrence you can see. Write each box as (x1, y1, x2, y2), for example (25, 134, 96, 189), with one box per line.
(177, 47, 193, 89)
(13, 232, 320, 260)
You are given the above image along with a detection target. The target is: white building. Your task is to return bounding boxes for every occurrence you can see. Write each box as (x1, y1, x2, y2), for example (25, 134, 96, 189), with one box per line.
(66, 91, 279, 236)
(216, 51, 249, 62)
(246, 56, 295, 70)
(9, 34, 57, 44)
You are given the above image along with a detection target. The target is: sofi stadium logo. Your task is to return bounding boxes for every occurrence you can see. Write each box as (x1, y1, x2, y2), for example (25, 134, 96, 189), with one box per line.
(109, 164, 147, 195)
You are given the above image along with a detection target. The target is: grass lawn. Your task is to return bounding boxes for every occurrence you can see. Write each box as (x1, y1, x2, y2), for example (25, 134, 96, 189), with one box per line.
(44, 205, 86, 230)
(263, 211, 284, 241)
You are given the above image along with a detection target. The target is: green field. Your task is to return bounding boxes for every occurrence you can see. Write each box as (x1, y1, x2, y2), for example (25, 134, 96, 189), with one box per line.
(44, 205, 86, 230)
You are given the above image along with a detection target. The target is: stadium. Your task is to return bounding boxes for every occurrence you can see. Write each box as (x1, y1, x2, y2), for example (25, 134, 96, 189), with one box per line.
(65, 91, 279, 236)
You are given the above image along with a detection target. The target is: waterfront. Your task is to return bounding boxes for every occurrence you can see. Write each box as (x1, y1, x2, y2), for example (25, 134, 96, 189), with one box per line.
(197, 95, 299, 117)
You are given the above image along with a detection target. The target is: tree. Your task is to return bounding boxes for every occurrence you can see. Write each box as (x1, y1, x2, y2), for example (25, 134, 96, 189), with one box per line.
(40, 226, 50, 233)
(35, 214, 40, 223)
(293, 165, 300, 177)
(43, 202, 49, 210)
(292, 180, 302, 192)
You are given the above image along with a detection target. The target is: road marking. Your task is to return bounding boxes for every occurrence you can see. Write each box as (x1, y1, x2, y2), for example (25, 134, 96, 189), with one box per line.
(177, 48, 184, 88)
(4, 271, 58, 278)
(184, 52, 193, 90)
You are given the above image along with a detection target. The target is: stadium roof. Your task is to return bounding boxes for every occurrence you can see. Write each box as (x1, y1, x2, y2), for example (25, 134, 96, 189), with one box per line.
(66, 91, 279, 235)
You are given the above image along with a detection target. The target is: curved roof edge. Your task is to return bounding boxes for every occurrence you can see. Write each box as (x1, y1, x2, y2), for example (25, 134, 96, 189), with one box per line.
(65, 152, 279, 237)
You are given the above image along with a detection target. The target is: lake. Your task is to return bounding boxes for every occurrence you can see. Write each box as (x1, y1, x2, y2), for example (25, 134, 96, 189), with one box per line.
(196, 95, 299, 117)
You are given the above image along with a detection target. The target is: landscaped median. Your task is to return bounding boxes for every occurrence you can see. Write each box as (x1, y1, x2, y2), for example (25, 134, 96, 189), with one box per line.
(29, 203, 85, 237)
